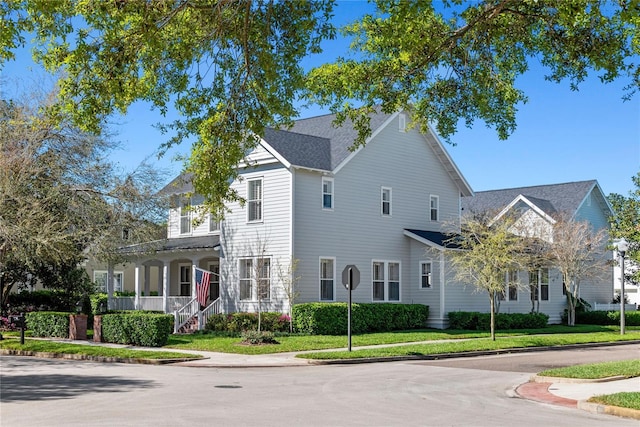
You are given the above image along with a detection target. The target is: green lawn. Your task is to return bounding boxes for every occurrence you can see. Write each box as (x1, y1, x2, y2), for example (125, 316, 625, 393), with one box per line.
(539, 359, 640, 379)
(589, 393, 640, 411)
(0, 338, 202, 361)
(166, 325, 634, 355)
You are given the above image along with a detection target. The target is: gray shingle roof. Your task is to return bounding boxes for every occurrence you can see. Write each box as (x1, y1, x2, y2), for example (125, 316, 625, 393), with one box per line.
(265, 109, 392, 170)
(118, 235, 220, 255)
(461, 180, 599, 219)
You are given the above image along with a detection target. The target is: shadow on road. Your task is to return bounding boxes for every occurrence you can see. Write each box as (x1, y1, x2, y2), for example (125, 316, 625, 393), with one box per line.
(1, 358, 156, 402)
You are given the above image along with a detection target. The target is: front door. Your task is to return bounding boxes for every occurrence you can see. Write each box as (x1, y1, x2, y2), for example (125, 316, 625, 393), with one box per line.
(208, 262, 220, 301)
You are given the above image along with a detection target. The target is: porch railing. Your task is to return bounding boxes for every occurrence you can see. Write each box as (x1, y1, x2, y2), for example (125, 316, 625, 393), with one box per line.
(199, 298, 222, 330)
(108, 296, 193, 313)
(593, 303, 637, 311)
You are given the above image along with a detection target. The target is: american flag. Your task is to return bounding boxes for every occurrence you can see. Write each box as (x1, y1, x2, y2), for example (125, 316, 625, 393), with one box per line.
(195, 267, 211, 307)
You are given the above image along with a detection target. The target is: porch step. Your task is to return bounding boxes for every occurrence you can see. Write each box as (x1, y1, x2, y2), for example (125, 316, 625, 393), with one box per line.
(176, 316, 199, 334)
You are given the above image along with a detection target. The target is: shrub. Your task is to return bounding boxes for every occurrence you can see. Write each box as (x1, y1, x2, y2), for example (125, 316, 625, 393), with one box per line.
(448, 311, 549, 330)
(25, 311, 70, 338)
(576, 310, 640, 326)
(292, 303, 429, 335)
(90, 293, 109, 315)
(205, 312, 290, 333)
(240, 330, 279, 345)
(6, 290, 77, 313)
(101, 312, 173, 347)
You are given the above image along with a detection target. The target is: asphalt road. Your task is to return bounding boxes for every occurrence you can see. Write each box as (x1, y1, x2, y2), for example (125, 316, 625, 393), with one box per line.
(1, 344, 638, 427)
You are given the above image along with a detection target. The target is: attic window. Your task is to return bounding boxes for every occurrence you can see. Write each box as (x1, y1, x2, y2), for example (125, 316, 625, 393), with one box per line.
(399, 114, 406, 132)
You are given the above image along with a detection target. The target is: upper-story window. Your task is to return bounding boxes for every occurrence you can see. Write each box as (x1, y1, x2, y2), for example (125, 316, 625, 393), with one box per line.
(247, 178, 263, 222)
(398, 113, 406, 132)
(381, 187, 392, 216)
(322, 177, 334, 210)
(429, 195, 439, 221)
(209, 212, 220, 233)
(180, 199, 192, 234)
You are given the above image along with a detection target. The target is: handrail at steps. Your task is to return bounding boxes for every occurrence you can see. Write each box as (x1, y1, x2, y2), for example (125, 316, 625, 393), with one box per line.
(174, 298, 199, 333)
(198, 298, 221, 330)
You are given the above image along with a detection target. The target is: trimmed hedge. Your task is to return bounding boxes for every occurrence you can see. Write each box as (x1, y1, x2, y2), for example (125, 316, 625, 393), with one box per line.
(25, 311, 70, 338)
(101, 312, 173, 347)
(292, 303, 429, 335)
(447, 311, 549, 330)
(7, 290, 77, 313)
(575, 310, 640, 326)
(205, 312, 290, 333)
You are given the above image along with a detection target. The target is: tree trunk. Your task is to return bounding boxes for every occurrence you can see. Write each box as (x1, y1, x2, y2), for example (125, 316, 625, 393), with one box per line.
(489, 292, 496, 341)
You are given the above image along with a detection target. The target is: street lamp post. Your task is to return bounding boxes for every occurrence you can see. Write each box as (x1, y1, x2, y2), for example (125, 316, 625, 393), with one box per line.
(615, 238, 629, 335)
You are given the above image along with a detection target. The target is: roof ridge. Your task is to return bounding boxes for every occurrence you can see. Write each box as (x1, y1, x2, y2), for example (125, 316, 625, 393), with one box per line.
(472, 179, 596, 194)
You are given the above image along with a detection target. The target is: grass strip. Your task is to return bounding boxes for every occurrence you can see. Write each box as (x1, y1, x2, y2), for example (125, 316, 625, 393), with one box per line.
(296, 331, 640, 360)
(0, 338, 201, 361)
(165, 325, 633, 355)
(539, 359, 640, 379)
(589, 392, 640, 411)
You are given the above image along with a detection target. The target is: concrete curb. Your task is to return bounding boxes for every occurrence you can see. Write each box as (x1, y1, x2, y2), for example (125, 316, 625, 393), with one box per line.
(0, 348, 199, 365)
(532, 374, 630, 384)
(578, 400, 640, 420)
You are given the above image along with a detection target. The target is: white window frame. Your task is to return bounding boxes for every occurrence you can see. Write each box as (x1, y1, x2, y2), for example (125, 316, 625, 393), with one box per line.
(500, 270, 518, 301)
(429, 195, 439, 222)
(93, 271, 124, 293)
(209, 212, 220, 233)
(398, 113, 406, 132)
(247, 178, 263, 223)
(530, 268, 549, 302)
(319, 257, 335, 301)
(238, 257, 271, 301)
(179, 198, 192, 235)
(419, 261, 432, 289)
(381, 187, 392, 216)
(372, 260, 401, 302)
(322, 177, 334, 210)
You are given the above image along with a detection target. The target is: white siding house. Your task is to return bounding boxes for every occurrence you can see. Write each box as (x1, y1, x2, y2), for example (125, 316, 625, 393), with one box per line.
(110, 109, 615, 329)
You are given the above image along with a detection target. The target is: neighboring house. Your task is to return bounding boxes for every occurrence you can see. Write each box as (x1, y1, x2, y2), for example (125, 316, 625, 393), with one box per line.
(106, 109, 615, 328)
(614, 256, 639, 307)
(459, 181, 615, 322)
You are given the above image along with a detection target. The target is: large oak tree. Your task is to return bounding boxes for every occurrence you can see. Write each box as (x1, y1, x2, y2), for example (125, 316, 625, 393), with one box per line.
(1, 1, 637, 214)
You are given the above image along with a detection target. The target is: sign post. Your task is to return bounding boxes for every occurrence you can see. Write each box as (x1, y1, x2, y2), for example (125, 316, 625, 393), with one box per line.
(341, 265, 360, 352)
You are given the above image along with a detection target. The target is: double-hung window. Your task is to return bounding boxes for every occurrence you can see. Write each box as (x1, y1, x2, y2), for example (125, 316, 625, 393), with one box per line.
(179, 199, 191, 234)
(320, 258, 335, 301)
(322, 177, 333, 209)
(372, 261, 400, 302)
(429, 195, 439, 221)
(239, 257, 271, 301)
(240, 259, 253, 300)
(209, 212, 220, 233)
(247, 178, 263, 222)
(529, 268, 549, 302)
(420, 261, 432, 289)
(381, 187, 392, 216)
(93, 271, 123, 293)
(500, 270, 518, 301)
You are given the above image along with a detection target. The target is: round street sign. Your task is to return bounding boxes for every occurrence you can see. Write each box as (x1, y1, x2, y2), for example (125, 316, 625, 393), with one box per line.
(342, 265, 360, 290)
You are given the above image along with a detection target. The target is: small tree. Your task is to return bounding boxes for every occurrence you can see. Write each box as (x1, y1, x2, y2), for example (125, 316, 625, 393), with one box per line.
(276, 258, 301, 333)
(448, 212, 528, 340)
(544, 214, 609, 326)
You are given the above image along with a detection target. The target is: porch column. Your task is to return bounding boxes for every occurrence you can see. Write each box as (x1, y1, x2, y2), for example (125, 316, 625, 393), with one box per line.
(106, 264, 114, 299)
(134, 263, 141, 310)
(143, 264, 150, 297)
(162, 262, 170, 313)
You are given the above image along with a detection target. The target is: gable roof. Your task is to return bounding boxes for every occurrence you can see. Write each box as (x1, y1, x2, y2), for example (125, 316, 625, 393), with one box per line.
(462, 180, 612, 220)
(160, 109, 473, 197)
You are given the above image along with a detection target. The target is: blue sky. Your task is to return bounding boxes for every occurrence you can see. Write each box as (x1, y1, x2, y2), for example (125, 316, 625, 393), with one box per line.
(1, 2, 638, 197)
